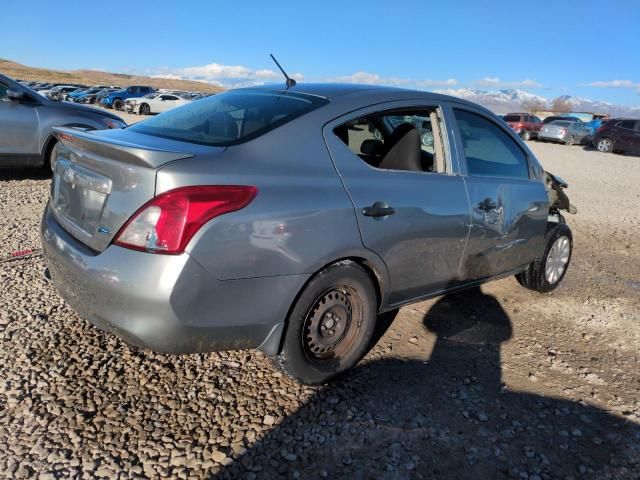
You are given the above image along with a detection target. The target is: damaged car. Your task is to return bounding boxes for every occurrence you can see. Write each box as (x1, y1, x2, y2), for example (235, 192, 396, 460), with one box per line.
(41, 83, 575, 384)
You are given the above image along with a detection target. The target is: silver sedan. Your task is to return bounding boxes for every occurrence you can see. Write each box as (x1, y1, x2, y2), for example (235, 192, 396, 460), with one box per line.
(538, 120, 591, 145)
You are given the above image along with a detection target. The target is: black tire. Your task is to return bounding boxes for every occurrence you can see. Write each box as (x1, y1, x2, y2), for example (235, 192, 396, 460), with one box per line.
(272, 261, 378, 384)
(43, 139, 57, 172)
(516, 223, 572, 293)
(112, 98, 124, 111)
(596, 137, 613, 153)
(139, 103, 151, 115)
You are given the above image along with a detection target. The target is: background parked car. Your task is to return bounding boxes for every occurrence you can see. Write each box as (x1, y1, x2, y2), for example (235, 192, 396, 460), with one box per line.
(125, 92, 192, 115)
(100, 86, 155, 110)
(542, 115, 582, 125)
(503, 113, 543, 140)
(0, 73, 126, 169)
(87, 88, 120, 104)
(538, 120, 591, 145)
(591, 118, 640, 154)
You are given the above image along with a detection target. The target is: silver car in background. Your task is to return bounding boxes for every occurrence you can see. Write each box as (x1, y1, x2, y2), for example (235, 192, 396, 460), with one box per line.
(41, 84, 575, 384)
(0, 73, 126, 168)
(538, 120, 591, 145)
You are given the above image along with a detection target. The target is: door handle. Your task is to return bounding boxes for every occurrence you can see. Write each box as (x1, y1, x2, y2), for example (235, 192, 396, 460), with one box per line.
(362, 201, 395, 217)
(477, 198, 497, 211)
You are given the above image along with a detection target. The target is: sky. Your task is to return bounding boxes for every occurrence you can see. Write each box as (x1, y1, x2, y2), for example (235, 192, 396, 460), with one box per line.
(1, 0, 639, 106)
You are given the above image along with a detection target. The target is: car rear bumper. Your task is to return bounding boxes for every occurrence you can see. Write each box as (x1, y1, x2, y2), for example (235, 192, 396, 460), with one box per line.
(41, 204, 306, 354)
(538, 132, 566, 142)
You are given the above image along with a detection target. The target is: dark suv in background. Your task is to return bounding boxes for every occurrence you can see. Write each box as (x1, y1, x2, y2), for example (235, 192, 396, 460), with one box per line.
(503, 113, 542, 140)
(592, 119, 640, 154)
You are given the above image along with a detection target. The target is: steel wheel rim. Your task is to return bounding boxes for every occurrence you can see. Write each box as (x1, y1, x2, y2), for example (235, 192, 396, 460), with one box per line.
(302, 286, 362, 362)
(545, 236, 570, 284)
(598, 139, 611, 152)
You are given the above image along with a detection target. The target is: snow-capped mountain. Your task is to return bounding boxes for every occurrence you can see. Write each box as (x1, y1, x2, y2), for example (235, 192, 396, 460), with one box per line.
(433, 88, 640, 117)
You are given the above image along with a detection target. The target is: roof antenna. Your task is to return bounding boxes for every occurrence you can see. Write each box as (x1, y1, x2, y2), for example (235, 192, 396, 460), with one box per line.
(270, 54, 297, 88)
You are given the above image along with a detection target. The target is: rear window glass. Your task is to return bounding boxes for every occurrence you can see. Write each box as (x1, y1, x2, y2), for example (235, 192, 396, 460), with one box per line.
(503, 115, 521, 123)
(130, 90, 328, 146)
(550, 121, 571, 127)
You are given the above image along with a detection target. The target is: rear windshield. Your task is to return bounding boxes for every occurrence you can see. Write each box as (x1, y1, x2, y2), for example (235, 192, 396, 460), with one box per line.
(550, 121, 571, 127)
(129, 90, 329, 146)
(503, 115, 521, 123)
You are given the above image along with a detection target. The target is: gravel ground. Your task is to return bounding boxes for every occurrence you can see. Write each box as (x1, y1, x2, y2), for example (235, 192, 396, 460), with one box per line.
(0, 140, 639, 480)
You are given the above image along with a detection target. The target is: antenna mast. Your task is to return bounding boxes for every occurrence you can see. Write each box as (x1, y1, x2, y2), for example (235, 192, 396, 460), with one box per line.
(270, 54, 297, 88)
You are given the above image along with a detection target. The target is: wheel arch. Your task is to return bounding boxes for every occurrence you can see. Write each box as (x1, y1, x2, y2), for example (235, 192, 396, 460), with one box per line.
(257, 254, 390, 356)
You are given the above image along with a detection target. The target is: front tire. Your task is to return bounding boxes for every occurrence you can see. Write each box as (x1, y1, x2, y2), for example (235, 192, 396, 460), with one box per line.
(516, 223, 572, 293)
(139, 103, 151, 115)
(596, 137, 613, 153)
(273, 262, 378, 384)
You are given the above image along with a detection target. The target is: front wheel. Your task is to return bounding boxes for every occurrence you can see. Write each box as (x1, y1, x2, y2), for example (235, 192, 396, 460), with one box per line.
(272, 262, 378, 384)
(516, 223, 572, 293)
(596, 137, 613, 153)
(139, 103, 151, 115)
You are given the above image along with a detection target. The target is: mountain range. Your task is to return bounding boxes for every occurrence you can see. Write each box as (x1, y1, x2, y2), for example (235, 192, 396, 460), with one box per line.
(433, 88, 640, 117)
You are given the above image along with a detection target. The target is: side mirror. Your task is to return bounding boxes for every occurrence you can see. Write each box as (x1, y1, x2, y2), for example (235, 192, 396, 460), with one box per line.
(6, 89, 24, 101)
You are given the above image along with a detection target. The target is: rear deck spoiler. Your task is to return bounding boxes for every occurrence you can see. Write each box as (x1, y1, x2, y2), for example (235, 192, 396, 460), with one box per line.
(53, 127, 193, 168)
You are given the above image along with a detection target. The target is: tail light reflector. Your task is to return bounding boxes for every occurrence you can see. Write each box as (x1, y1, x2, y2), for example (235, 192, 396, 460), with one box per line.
(114, 185, 257, 254)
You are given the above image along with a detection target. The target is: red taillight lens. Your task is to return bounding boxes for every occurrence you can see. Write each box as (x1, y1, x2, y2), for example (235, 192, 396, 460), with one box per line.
(114, 185, 258, 254)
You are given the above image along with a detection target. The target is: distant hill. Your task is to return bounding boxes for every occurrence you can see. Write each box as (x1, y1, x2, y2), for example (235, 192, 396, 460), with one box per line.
(0, 59, 224, 94)
(434, 88, 640, 118)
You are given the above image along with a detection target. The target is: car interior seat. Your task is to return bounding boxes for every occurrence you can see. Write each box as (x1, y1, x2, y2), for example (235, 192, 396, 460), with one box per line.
(377, 123, 421, 171)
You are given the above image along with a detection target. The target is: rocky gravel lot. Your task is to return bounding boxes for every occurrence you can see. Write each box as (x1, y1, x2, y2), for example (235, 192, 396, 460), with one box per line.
(0, 141, 639, 479)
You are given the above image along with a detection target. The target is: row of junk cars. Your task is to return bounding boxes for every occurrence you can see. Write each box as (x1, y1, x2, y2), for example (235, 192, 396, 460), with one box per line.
(500, 112, 640, 155)
(16, 80, 213, 115)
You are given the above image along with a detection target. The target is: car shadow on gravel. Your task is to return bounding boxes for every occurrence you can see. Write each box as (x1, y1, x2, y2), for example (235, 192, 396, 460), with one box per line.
(218, 287, 640, 479)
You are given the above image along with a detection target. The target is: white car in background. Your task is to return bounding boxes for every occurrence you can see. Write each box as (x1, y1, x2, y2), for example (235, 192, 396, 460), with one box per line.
(124, 93, 192, 115)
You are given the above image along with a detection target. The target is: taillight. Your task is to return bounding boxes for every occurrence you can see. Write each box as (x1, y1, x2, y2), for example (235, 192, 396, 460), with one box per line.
(517, 123, 524, 129)
(596, 125, 607, 133)
(113, 185, 257, 254)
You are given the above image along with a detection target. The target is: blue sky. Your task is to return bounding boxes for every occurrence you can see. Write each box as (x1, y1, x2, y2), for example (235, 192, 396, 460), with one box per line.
(1, 0, 639, 106)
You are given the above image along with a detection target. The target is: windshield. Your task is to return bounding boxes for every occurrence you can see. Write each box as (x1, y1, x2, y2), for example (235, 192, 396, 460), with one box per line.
(503, 115, 521, 123)
(130, 90, 329, 146)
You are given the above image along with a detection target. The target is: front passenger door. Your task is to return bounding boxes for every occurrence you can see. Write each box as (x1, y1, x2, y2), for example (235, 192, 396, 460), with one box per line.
(452, 108, 548, 280)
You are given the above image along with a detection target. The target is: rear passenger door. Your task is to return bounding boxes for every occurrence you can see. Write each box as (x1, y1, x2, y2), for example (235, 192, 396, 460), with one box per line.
(451, 107, 548, 280)
(324, 102, 471, 305)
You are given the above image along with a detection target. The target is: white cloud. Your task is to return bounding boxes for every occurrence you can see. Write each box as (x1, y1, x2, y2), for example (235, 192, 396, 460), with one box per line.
(475, 77, 543, 88)
(416, 78, 458, 88)
(586, 80, 640, 92)
(147, 62, 303, 88)
(329, 71, 457, 89)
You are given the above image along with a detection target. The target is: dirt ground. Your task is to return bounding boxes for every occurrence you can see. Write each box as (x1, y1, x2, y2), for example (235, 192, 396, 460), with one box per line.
(0, 139, 638, 480)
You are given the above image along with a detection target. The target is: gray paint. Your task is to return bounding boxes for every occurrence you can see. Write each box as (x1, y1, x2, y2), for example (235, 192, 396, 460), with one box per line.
(0, 73, 125, 168)
(41, 83, 552, 356)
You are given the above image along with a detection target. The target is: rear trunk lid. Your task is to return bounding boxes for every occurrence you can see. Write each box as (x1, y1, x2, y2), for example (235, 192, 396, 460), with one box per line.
(541, 124, 565, 135)
(49, 127, 217, 252)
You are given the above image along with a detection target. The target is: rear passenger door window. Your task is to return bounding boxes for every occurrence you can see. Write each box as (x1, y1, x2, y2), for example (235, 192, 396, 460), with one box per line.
(334, 107, 448, 174)
(453, 109, 529, 179)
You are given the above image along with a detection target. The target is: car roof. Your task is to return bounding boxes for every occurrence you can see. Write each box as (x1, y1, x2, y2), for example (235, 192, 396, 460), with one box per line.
(233, 82, 493, 112)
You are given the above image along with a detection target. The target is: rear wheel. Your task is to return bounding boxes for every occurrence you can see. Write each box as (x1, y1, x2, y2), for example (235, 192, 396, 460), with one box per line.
(272, 262, 378, 384)
(596, 137, 613, 153)
(522, 130, 531, 141)
(516, 223, 572, 293)
(112, 98, 124, 111)
(566, 135, 575, 146)
(139, 103, 151, 115)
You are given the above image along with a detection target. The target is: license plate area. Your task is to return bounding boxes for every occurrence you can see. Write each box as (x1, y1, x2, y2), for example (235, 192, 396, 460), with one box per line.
(51, 159, 112, 241)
